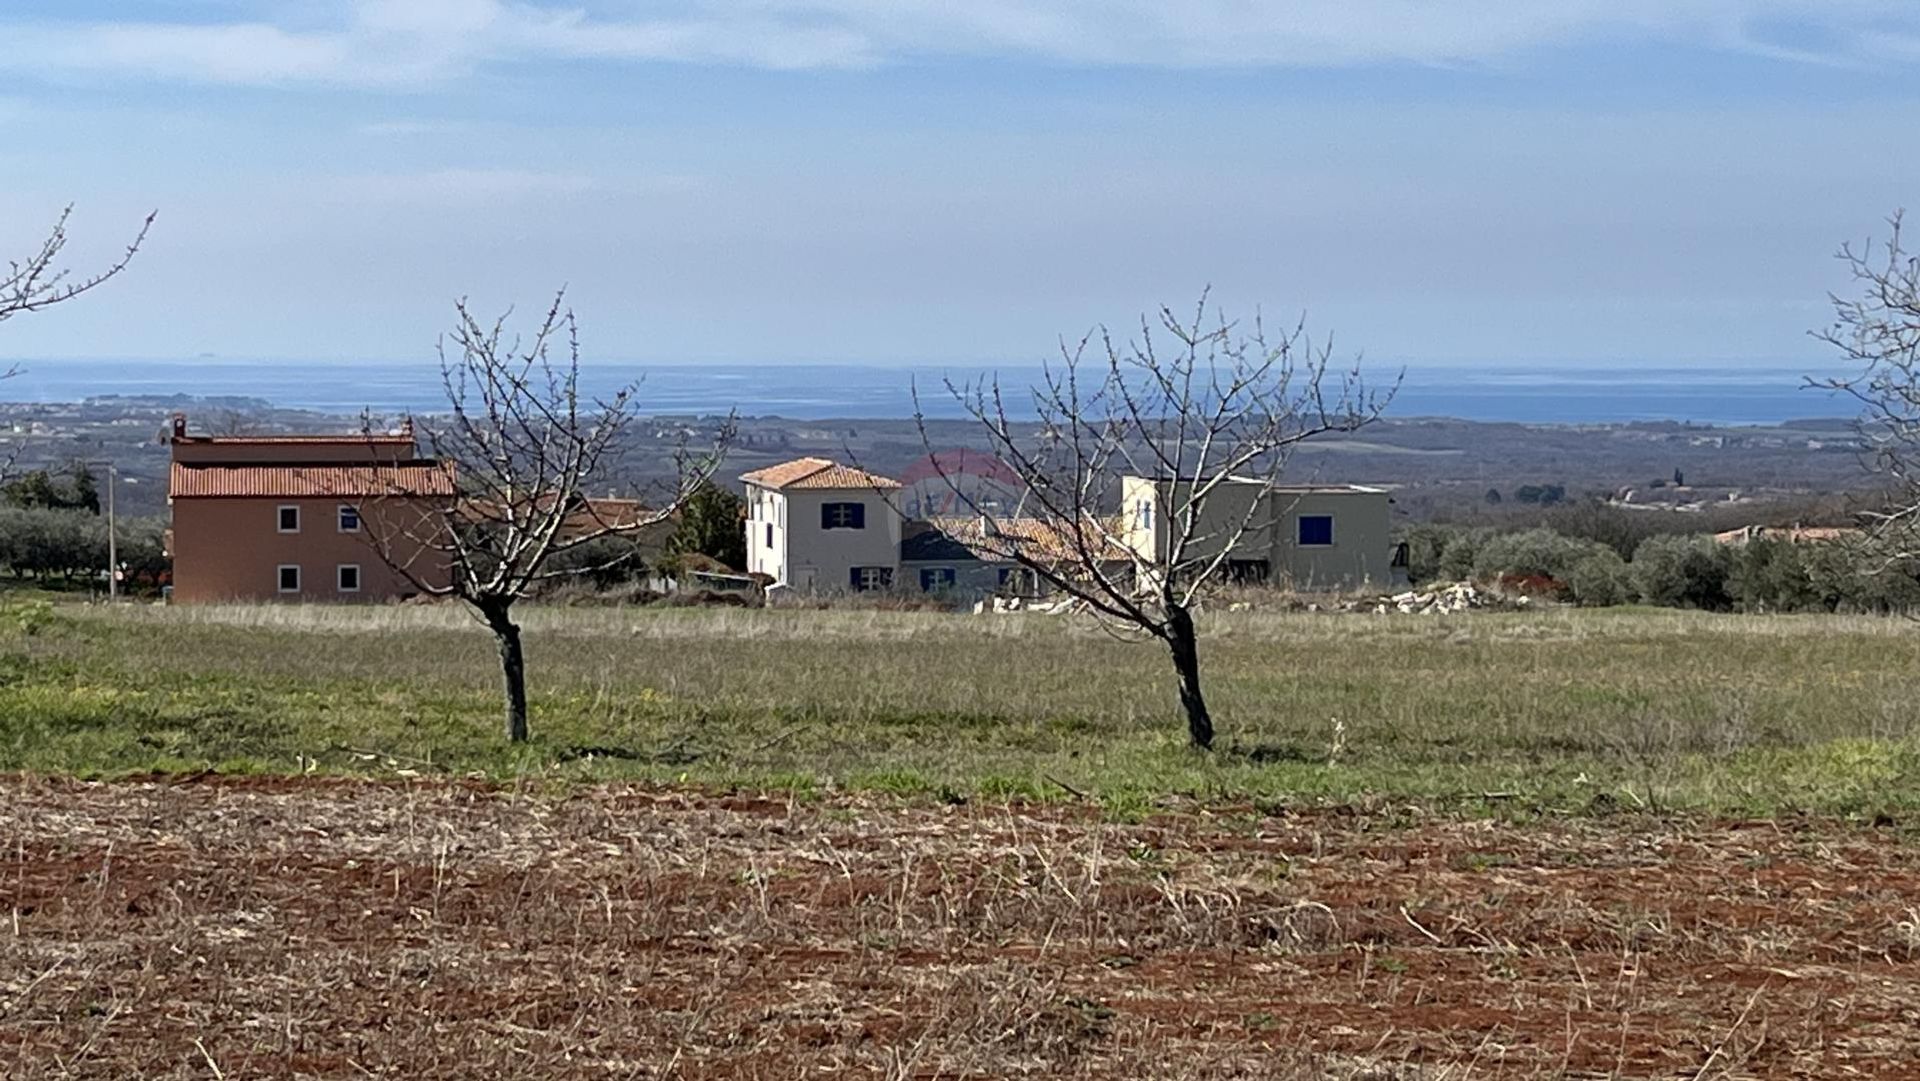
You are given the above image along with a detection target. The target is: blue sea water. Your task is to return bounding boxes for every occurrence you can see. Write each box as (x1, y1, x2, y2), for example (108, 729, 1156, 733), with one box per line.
(0, 357, 1860, 426)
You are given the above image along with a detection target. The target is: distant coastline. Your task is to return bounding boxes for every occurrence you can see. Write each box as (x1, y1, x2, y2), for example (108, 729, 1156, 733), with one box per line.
(0, 358, 1859, 427)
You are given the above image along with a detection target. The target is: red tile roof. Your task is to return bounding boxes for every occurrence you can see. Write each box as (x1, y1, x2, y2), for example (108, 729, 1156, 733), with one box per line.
(912, 515, 1130, 563)
(173, 434, 418, 446)
(170, 461, 456, 499)
(740, 457, 901, 491)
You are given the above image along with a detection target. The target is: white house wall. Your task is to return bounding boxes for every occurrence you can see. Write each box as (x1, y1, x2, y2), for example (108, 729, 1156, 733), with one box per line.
(748, 485, 902, 590)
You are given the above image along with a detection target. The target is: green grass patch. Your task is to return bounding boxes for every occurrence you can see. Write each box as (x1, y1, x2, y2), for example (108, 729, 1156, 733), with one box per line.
(0, 602, 1916, 815)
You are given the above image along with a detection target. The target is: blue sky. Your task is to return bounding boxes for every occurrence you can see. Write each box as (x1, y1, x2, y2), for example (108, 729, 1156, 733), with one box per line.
(3, 1, 1920, 367)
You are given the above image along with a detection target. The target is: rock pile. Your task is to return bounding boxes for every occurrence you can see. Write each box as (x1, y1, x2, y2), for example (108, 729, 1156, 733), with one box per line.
(971, 595, 1087, 616)
(1363, 582, 1525, 615)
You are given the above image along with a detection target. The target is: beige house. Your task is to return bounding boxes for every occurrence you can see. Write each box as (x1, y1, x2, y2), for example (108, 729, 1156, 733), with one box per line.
(1118, 475, 1403, 591)
(742, 458, 904, 591)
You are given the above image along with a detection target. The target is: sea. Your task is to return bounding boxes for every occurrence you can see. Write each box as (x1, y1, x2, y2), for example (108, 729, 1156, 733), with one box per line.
(0, 357, 1864, 427)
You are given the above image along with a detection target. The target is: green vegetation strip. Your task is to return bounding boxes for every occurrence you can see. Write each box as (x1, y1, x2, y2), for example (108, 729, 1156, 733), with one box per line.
(3, 601, 1918, 818)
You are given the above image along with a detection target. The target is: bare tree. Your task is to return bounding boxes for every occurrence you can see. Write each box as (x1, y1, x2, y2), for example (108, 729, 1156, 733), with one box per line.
(367, 292, 731, 742)
(1813, 211, 1920, 565)
(917, 292, 1391, 749)
(1, 207, 155, 478)
(3, 207, 154, 343)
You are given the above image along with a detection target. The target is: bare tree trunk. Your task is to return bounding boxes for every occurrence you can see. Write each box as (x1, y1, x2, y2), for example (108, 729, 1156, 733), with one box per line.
(1165, 604, 1213, 750)
(483, 605, 530, 743)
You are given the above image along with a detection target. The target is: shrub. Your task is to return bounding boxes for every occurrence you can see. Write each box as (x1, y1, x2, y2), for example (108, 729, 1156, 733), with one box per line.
(1566, 552, 1632, 606)
(1629, 534, 1732, 610)
(1436, 527, 1498, 582)
(1470, 528, 1614, 584)
(1728, 536, 1821, 612)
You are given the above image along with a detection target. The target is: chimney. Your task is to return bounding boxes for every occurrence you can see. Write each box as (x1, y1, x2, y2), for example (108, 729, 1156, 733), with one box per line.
(169, 413, 187, 442)
(980, 513, 998, 537)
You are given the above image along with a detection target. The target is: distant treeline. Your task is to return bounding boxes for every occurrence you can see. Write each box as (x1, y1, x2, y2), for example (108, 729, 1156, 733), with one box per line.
(0, 463, 166, 588)
(1401, 504, 1917, 613)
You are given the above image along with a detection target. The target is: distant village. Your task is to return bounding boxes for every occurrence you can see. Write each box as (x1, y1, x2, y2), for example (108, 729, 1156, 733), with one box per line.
(0, 394, 1869, 523)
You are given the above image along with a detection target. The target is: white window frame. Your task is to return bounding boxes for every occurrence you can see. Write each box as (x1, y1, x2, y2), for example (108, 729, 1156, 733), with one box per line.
(336, 564, 361, 593)
(855, 566, 891, 592)
(337, 504, 361, 533)
(276, 564, 301, 594)
(277, 505, 301, 534)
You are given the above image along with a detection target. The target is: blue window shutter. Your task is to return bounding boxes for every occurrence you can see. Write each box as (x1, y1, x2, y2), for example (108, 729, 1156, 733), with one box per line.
(850, 502, 865, 529)
(850, 566, 863, 590)
(822, 504, 834, 529)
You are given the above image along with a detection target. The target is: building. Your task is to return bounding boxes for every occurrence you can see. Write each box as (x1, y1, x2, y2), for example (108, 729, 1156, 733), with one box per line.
(166, 414, 455, 603)
(743, 456, 1402, 596)
(1118, 476, 1400, 591)
(1713, 524, 1859, 546)
(742, 457, 904, 591)
(899, 516, 1104, 596)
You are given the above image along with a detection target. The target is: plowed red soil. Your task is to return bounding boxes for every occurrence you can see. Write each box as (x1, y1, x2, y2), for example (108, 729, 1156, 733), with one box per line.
(3, 776, 1919, 1078)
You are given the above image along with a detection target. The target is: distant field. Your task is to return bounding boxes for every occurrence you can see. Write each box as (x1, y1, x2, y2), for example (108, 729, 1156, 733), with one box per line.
(5, 600, 1920, 817)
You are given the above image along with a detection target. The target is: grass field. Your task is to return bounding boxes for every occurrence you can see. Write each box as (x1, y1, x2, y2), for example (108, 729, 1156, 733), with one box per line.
(3, 600, 1920, 816)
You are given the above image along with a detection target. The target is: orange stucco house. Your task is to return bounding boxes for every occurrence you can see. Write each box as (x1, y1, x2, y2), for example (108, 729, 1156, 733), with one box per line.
(166, 415, 456, 603)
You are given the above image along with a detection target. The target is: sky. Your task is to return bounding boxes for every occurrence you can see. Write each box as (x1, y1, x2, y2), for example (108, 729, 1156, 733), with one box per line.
(3, 1, 1920, 368)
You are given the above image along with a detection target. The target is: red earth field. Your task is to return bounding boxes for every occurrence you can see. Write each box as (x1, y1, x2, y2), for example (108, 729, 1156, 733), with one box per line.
(3, 776, 1919, 1078)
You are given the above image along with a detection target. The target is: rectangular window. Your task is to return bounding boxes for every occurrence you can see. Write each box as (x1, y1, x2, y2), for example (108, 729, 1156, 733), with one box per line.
(920, 567, 956, 592)
(337, 505, 361, 533)
(1135, 500, 1154, 530)
(277, 505, 300, 533)
(849, 566, 893, 592)
(1298, 514, 1334, 547)
(822, 502, 865, 530)
(765, 523, 774, 548)
(277, 564, 301, 593)
(336, 564, 361, 593)
(997, 566, 1037, 595)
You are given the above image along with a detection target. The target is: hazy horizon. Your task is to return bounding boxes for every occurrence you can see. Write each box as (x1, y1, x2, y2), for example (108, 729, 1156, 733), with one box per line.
(0, 355, 1860, 426)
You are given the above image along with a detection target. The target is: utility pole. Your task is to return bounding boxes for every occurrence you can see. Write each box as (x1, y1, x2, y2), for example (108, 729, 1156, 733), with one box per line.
(105, 461, 117, 600)
(84, 459, 120, 600)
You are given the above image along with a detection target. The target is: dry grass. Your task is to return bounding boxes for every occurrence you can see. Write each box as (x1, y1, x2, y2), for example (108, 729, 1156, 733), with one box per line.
(4, 776, 1919, 1078)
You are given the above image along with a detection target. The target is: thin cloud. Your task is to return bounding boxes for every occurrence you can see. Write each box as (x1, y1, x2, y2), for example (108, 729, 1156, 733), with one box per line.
(327, 168, 601, 204)
(357, 119, 468, 136)
(1, 0, 1918, 85)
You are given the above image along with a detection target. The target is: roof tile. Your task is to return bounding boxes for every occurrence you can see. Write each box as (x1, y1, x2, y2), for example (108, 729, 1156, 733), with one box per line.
(741, 457, 901, 491)
(170, 462, 456, 499)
